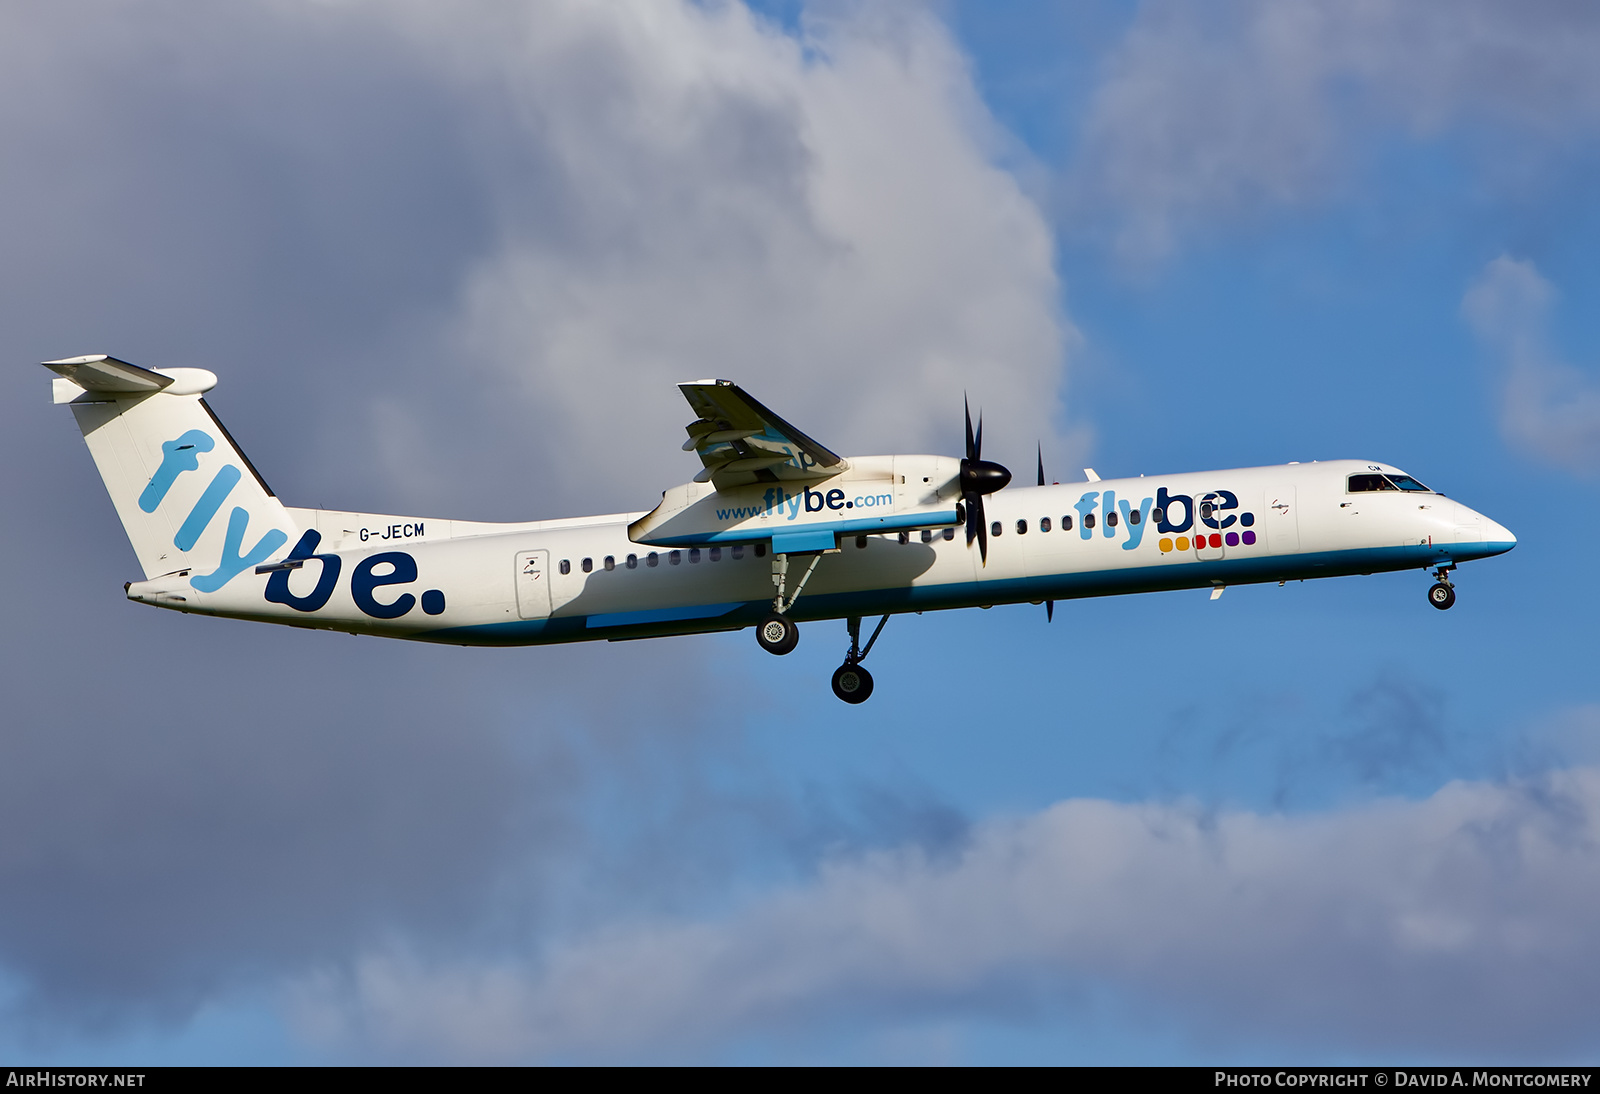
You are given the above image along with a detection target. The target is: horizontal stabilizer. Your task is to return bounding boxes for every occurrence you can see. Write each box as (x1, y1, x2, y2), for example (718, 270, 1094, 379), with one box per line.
(45, 355, 173, 394)
(44, 356, 219, 404)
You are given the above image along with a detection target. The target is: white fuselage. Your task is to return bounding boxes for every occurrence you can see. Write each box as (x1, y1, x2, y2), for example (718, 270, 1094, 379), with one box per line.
(125, 458, 1515, 645)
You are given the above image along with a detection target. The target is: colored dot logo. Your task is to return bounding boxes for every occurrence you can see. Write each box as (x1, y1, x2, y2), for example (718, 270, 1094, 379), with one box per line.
(1158, 527, 1258, 552)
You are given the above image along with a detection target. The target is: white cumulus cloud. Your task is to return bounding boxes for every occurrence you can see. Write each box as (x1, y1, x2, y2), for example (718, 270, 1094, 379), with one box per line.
(381, 0, 1077, 512)
(292, 765, 1600, 1062)
(1073, 0, 1600, 264)
(1463, 255, 1600, 474)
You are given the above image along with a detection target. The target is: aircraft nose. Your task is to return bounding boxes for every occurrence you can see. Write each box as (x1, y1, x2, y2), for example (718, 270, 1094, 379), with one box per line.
(1484, 517, 1517, 553)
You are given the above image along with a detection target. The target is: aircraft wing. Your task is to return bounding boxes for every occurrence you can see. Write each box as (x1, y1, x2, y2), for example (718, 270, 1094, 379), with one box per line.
(679, 379, 847, 489)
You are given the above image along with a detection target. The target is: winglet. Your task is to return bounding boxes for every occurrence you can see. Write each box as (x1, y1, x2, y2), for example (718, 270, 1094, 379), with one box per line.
(1083, 468, 1101, 482)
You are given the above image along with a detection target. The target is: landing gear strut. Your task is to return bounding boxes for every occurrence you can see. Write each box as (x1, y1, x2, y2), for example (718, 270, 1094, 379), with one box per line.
(755, 551, 824, 656)
(1428, 562, 1456, 611)
(831, 614, 889, 704)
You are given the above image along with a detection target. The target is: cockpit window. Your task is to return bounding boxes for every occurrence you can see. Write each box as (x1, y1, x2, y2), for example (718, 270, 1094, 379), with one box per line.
(1348, 472, 1432, 493)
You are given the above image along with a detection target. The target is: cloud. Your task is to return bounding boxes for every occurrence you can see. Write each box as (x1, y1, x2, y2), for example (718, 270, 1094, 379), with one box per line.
(1462, 255, 1600, 474)
(291, 765, 1600, 1062)
(1073, 0, 1600, 264)
(0, 0, 1069, 1047)
(377, 0, 1077, 513)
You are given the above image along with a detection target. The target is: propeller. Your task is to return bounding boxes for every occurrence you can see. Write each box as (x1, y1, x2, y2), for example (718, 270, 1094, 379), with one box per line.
(960, 397, 1012, 566)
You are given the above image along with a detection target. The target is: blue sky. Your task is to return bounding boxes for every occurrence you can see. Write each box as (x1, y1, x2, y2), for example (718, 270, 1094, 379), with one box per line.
(3, 0, 1599, 1064)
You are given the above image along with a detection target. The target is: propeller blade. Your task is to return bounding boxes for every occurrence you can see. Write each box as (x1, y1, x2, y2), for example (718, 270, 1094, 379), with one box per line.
(1037, 443, 1045, 487)
(958, 398, 1006, 566)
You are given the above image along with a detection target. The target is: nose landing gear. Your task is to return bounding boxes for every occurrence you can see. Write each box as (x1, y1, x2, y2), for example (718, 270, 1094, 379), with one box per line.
(1428, 562, 1456, 610)
(756, 551, 825, 656)
(757, 612, 800, 655)
(832, 614, 890, 704)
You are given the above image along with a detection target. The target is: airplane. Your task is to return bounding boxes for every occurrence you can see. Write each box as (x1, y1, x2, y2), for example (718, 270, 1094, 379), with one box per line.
(43, 354, 1516, 703)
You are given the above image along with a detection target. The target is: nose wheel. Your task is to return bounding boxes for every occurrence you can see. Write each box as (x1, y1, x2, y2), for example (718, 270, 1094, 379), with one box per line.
(1427, 562, 1456, 610)
(757, 612, 799, 655)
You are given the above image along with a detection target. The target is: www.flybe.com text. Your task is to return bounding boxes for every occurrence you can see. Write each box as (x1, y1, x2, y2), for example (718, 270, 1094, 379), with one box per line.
(716, 488, 896, 522)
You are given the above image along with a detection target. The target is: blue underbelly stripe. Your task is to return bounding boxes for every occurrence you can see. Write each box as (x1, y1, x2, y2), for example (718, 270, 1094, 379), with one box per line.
(417, 541, 1515, 646)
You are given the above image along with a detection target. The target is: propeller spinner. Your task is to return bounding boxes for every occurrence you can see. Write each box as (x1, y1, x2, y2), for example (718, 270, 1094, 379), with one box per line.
(960, 397, 1012, 565)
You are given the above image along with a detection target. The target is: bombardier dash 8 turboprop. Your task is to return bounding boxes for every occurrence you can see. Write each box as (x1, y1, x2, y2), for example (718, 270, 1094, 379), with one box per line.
(46, 355, 1516, 703)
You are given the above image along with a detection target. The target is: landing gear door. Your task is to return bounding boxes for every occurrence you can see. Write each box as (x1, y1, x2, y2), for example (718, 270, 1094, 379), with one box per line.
(1193, 493, 1226, 560)
(1264, 485, 1299, 554)
(515, 550, 552, 620)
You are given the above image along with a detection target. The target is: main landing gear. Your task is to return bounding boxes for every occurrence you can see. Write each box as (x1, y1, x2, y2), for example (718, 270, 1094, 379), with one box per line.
(832, 614, 890, 704)
(1428, 562, 1456, 610)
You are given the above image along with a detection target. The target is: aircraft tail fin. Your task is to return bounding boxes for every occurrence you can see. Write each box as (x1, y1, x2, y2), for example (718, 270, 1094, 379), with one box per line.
(47, 355, 297, 587)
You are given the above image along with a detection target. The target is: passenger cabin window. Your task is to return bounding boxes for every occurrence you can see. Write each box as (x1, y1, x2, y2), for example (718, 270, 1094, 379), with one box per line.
(604, 556, 615, 571)
(1084, 513, 1095, 530)
(754, 544, 766, 558)
(626, 553, 638, 569)
(1040, 517, 1052, 533)
(581, 557, 593, 573)
(710, 547, 721, 561)
(669, 550, 681, 565)
(1128, 509, 1140, 525)
(1063, 515, 1073, 531)
(991, 521, 1002, 537)
(559, 559, 571, 575)
(731, 545, 744, 560)
(1016, 519, 1027, 535)
(689, 548, 701, 563)
(921, 529, 933, 543)
(647, 552, 659, 567)
(942, 528, 955, 541)
(1152, 507, 1164, 524)
(1107, 511, 1119, 528)
(856, 536, 868, 549)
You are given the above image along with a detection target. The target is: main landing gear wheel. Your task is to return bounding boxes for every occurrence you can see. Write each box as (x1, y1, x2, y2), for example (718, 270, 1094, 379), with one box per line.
(757, 612, 799, 655)
(1428, 582, 1456, 610)
(831, 663, 874, 704)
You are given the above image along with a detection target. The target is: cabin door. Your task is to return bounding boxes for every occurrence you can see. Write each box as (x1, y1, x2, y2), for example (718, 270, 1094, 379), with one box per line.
(1264, 485, 1300, 554)
(515, 550, 552, 620)
(1193, 493, 1227, 560)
